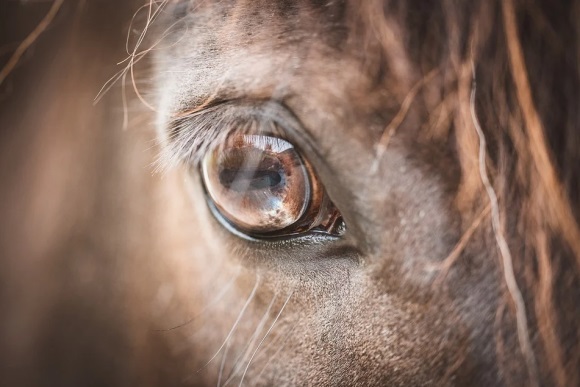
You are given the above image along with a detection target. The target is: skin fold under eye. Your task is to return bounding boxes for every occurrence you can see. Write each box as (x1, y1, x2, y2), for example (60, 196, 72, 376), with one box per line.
(201, 133, 344, 238)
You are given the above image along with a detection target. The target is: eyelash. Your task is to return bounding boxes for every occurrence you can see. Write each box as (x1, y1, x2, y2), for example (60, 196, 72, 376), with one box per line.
(157, 101, 293, 172)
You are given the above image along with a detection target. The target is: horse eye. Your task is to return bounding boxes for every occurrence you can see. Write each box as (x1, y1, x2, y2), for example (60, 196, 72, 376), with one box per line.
(201, 134, 345, 238)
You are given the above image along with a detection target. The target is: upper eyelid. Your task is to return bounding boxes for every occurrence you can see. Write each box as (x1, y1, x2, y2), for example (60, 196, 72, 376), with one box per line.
(157, 100, 318, 171)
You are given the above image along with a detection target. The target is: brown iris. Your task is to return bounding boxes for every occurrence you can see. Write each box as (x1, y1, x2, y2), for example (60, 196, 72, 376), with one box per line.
(201, 134, 344, 238)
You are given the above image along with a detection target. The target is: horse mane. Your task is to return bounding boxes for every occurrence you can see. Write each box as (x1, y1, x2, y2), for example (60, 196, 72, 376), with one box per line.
(351, 1, 580, 385)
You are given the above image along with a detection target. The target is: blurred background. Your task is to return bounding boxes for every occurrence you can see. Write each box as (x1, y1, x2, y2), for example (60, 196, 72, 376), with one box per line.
(0, 1, 186, 385)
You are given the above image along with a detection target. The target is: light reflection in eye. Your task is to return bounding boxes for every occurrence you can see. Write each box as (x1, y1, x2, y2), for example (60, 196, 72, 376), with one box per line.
(201, 134, 344, 238)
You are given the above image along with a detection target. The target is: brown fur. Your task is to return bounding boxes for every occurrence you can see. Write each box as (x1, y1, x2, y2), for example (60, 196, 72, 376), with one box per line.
(1, 0, 579, 386)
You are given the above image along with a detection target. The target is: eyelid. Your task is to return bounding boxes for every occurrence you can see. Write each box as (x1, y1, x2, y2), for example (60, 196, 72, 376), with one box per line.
(157, 100, 317, 172)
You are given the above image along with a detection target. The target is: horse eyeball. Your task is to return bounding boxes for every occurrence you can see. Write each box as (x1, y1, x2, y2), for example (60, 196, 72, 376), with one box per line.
(201, 134, 344, 238)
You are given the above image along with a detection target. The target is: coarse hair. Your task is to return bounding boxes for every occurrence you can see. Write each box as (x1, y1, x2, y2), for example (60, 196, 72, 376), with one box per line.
(347, 1, 580, 385)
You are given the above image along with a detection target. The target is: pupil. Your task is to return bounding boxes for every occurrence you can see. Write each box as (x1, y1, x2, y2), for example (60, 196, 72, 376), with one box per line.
(219, 168, 283, 191)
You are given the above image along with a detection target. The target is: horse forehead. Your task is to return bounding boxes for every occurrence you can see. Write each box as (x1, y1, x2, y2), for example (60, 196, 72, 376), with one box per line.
(157, 1, 386, 132)
(162, 2, 352, 75)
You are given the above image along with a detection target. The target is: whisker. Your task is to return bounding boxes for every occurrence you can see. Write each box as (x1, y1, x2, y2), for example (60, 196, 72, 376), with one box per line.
(221, 293, 279, 386)
(254, 323, 298, 382)
(156, 268, 241, 332)
(238, 289, 294, 387)
(217, 335, 233, 387)
(198, 274, 261, 372)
